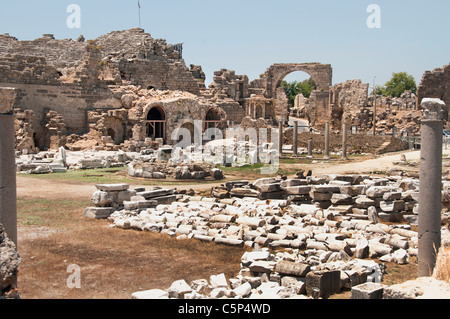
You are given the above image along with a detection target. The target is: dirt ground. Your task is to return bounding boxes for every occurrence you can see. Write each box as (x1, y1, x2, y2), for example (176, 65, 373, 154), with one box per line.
(14, 149, 428, 200)
(14, 148, 446, 299)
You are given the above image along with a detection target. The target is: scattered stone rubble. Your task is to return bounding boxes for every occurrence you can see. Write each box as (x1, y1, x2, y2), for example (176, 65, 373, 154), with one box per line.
(0, 224, 20, 299)
(82, 171, 450, 299)
(15, 146, 225, 181)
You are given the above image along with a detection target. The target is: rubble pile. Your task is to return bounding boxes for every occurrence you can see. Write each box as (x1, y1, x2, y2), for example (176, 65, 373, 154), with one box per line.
(82, 173, 450, 299)
(15, 146, 225, 180)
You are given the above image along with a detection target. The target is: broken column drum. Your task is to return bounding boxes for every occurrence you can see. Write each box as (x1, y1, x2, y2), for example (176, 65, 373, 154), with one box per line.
(324, 122, 330, 160)
(418, 98, 445, 277)
(293, 121, 298, 156)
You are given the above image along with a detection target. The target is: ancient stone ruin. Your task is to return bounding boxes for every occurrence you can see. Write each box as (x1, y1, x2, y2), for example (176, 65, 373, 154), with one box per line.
(82, 171, 450, 299)
(2, 28, 445, 157)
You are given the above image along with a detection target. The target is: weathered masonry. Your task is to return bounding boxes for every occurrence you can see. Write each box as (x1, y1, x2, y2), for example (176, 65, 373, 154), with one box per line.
(1, 28, 448, 153)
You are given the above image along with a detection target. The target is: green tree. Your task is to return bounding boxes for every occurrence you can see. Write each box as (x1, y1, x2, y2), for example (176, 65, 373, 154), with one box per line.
(376, 72, 417, 97)
(280, 78, 316, 107)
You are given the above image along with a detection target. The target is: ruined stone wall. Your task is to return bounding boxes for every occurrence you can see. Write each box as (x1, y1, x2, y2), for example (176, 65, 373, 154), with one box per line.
(417, 64, 450, 120)
(308, 90, 331, 129)
(330, 79, 369, 130)
(0, 28, 203, 95)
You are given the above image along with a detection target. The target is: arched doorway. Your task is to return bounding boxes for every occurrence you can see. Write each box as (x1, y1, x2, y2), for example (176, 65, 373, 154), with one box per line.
(146, 106, 166, 141)
(107, 128, 116, 141)
(205, 108, 222, 131)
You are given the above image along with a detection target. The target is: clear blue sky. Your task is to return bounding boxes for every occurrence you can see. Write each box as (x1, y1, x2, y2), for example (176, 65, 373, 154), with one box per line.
(1, 0, 449, 88)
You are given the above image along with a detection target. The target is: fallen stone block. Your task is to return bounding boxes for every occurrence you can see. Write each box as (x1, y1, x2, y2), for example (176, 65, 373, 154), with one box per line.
(380, 200, 404, 212)
(249, 260, 276, 274)
(232, 282, 252, 298)
(355, 196, 375, 209)
(91, 191, 115, 207)
(355, 238, 370, 259)
(123, 200, 158, 210)
(306, 270, 341, 299)
(258, 190, 285, 200)
(284, 185, 311, 195)
(131, 289, 169, 299)
(137, 188, 175, 199)
(151, 194, 177, 204)
(210, 273, 229, 289)
(214, 237, 244, 247)
(95, 183, 130, 192)
(230, 188, 259, 198)
(168, 279, 192, 299)
(275, 260, 310, 277)
(309, 191, 333, 201)
(351, 282, 385, 299)
(258, 183, 281, 193)
(83, 207, 115, 219)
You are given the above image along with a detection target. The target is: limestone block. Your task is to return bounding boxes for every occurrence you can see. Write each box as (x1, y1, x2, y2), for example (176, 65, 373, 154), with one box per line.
(138, 188, 175, 199)
(351, 282, 385, 299)
(275, 260, 310, 277)
(284, 185, 311, 195)
(258, 183, 281, 193)
(210, 273, 229, 289)
(355, 196, 375, 209)
(331, 193, 353, 205)
(306, 270, 341, 299)
(95, 183, 129, 192)
(168, 279, 192, 299)
(309, 191, 333, 201)
(131, 289, 169, 299)
(249, 260, 276, 274)
(232, 282, 252, 298)
(83, 207, 115, 219)
(380, 200, 404, 212)
(355, 238, 369, 259)
(91, 191, 115, 207)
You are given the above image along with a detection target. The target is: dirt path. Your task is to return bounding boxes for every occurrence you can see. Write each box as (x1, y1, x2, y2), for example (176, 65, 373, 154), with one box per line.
(15, 176, 224, 200)
(16, 148, 450, 200)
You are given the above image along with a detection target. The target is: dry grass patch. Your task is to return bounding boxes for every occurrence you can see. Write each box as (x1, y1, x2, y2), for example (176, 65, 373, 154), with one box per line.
(16, 197, 247, 299)
(434, 247, 450, 283)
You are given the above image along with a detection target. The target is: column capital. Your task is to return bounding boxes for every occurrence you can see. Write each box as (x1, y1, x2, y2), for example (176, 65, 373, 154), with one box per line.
(421, 98, 445, 121)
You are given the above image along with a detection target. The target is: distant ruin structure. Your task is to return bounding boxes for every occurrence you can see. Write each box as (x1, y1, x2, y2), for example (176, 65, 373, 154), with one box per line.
(0, 28, 448, 154)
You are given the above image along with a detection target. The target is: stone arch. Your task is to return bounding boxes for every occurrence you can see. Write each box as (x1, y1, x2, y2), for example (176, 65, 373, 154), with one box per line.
(145, 105, 166, 141)
(102, 116, 124, 145)
(107, 128, 116, 141)
(264, 63, 332, 98)
(205, 107, 223, 130)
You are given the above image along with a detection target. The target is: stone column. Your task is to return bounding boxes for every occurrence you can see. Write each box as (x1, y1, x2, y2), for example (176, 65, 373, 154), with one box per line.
(324, 122, 330, 160)
(293, 121, 298, 157)
(278, 120, 283, 157)
(0, 88, 17, 246)
(341, 122, 348, 160)
(307, 138, 313, 159)
(418, 98, 445, 277)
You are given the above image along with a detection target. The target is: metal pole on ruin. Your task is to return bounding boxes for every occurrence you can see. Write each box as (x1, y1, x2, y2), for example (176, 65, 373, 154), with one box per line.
(418, 98, 445, 277)
(324, 122, 330, 160)
(293, 121, 298, 157)
(341, 122, 348, 160)
(0, 88, 17, 247)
